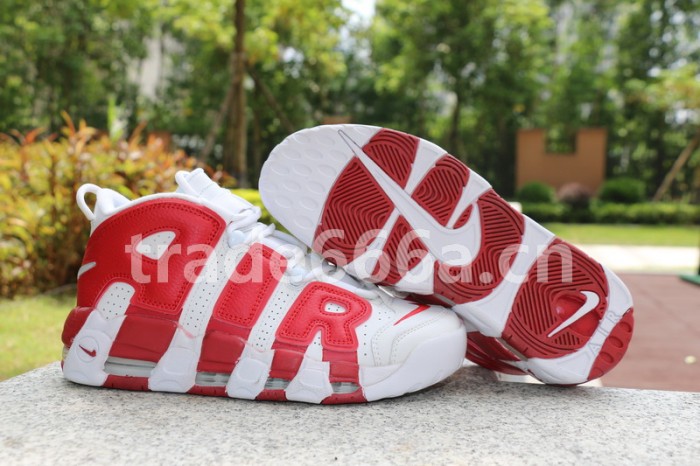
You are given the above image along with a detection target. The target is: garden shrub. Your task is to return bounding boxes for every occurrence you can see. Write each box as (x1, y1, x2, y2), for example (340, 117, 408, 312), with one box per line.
(557, 183, 594, 222)
(558, 183, 592, 209)
(593, 202, 700, 225)
(522, 201, 698, 225)
(0, 116, 214, 297)
(516, 181, 556, 203)
(599, 177, 646, 204)
(521, 203, 568, 223)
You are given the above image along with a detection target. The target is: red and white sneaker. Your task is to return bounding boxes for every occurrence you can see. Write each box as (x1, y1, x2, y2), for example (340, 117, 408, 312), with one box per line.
(259, 125, 635, 385)
(61, 169, 466, 403)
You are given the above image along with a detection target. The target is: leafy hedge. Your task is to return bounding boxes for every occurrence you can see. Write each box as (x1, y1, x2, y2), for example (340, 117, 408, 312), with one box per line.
(592, 202, 700, 225)
(518, 203, 569, 223)
(522, 202, 700, 225)
(0, 120, 284, 298)
(0, 118, 202, 298)
(516, 181, 556, 203)
(598, 177, 646, 204)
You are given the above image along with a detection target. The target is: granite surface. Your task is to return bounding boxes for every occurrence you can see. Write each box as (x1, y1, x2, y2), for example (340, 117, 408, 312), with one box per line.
(1, 363, 698, 465)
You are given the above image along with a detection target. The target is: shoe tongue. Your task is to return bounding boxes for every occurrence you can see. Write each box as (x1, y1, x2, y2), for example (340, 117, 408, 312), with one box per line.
(306, 252, 371, 290)
(175, 168, 253, 217)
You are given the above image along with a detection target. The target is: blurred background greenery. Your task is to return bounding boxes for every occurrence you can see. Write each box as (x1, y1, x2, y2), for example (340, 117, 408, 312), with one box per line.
(1, 0, 699, 297)
(1, 0, 699, 295)
(1, 0, 699, 194)
(0, 0, 699, 380)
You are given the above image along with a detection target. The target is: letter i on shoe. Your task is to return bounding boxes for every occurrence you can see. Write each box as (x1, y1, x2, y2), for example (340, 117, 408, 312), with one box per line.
(61, 169, 466, 403)
(259, 125, 634, 385)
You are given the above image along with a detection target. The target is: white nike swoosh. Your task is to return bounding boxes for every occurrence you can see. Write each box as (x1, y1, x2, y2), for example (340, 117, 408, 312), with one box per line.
(547, 291, 601, 338)
(77, 261, 96, 279)
(338, 130, 483, 264)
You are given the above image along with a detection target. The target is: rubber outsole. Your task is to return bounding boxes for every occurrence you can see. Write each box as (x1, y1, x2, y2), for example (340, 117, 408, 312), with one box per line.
(260, 124, 635, 385)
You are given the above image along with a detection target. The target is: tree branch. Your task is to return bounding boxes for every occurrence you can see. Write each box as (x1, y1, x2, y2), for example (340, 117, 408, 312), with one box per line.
(653, 126, 700, 202)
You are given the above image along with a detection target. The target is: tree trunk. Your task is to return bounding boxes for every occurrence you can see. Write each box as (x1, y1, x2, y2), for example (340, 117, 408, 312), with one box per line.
(223, 0, 249, 187)
(448, 86, 463, 161)
(249, 68, 295, 134)
(653, 126, 700, 202)
(251, 86, 262, 189)
(200, 55, 236, 161)
(417, 95, 425, 136)
(652, 111, 667, 191)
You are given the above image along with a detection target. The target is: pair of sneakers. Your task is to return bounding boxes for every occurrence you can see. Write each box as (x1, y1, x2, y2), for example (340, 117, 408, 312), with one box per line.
(61, 125, 634, 403)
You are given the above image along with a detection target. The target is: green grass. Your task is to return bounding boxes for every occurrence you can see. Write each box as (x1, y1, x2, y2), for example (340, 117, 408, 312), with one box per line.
(543, 223, 700, 246)
(0, 294, 73, 381)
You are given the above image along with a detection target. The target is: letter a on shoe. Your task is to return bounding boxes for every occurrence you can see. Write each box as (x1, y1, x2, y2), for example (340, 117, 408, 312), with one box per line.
(259, 125, 634, 385)
(61, 169, 466, 403)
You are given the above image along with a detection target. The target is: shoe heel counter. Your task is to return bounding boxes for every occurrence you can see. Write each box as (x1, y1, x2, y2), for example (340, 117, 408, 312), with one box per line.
(61, 306, 95, 349)
(75, 233, 99, 308)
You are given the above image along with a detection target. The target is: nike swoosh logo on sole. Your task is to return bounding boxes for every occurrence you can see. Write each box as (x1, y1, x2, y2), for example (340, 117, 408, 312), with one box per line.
(547, 291, 600, 338)
(337, 129, 484, 264)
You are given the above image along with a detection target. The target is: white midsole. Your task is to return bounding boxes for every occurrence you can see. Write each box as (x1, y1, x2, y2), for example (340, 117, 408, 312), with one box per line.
(63, 317, 466, 403)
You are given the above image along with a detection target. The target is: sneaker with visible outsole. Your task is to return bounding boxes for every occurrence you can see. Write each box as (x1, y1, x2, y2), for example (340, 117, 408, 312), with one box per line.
(61, 168, 466, 403)
(259, 125, 634, 385)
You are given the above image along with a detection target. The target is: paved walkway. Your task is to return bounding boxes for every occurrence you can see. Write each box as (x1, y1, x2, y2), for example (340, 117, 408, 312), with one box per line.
(576, 244, 699, 273)
(601, 273, 700, 392)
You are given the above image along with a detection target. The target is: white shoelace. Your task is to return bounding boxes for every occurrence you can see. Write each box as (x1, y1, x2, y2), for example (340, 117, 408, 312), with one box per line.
(225, 207, 379, 299)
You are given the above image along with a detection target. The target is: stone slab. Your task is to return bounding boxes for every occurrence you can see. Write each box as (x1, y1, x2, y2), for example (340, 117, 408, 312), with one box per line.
(1, 363, 699, 465)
